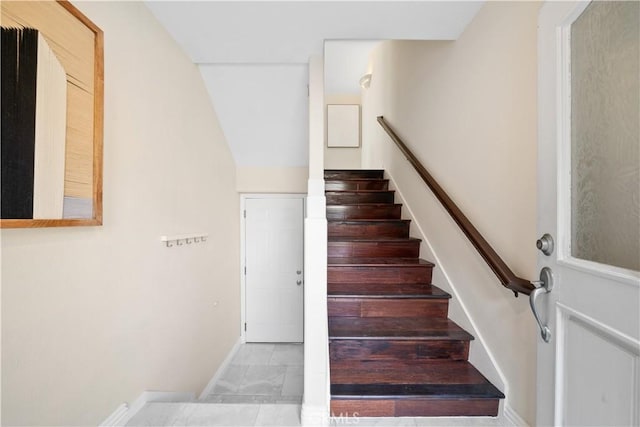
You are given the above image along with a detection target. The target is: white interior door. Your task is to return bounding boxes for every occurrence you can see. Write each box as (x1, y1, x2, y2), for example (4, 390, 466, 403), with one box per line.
(537, 2, 640, 426)
(245, 197, 304, 342)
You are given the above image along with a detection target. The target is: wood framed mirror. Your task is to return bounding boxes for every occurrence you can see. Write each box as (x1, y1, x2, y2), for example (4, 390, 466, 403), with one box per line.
(1, 0, 103, 228)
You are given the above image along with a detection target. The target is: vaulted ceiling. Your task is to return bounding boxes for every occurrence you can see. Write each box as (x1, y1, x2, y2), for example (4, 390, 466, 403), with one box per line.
(145, 1, 484, 167)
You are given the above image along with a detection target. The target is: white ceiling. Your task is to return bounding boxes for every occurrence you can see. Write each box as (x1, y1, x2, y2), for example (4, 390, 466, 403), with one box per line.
(145, 1, 484, 167)
(146, 1, 483, 64)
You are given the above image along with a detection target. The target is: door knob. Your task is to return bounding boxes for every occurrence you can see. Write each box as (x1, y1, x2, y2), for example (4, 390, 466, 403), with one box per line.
(529, 267, 553, 343)
(536, 233, 554, 256)
(296, 280, 302, 286)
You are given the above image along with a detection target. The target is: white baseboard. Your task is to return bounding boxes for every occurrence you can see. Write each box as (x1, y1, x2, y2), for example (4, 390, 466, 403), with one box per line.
(502, 404, 529, 427)
(101, 338, 241, 426)
(100, 403, 129, 427)
(100, 391, 195, 427)
(198, 337, 242, 400)
(301, 403, 329, 426)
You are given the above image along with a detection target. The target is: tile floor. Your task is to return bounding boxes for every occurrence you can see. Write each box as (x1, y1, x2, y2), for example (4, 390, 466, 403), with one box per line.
(203, 343, 303, 404)
(126, 402, 300, 427)
(126, 343, 303, 427)
(126, 343, 504, 427)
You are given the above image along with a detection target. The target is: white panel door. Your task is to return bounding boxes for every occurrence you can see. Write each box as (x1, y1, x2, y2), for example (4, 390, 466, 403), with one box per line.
(245, 197, 304, 342)
(537, 2, 640, 426)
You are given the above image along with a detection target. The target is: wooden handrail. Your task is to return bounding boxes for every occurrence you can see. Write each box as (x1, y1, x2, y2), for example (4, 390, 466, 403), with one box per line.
(377, 116, 535, 296)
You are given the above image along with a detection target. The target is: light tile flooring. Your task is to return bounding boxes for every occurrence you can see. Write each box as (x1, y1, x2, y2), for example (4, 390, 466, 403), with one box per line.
(203, 343, 303, 404)
(127, 343, 504, 427)
(126, 343, 303, 427)
(126, 402, 300, 427)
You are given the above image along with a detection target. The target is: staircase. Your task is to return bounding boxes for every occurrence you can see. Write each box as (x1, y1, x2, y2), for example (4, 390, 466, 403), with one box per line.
(325, 169, 505, 418)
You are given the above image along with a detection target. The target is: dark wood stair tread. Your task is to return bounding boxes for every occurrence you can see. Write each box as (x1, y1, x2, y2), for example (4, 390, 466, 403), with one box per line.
(328, 219, 410, 232)
(326, 190, 394, 194)
(325, 169, 385, 179)
(325, 178, 388, 182)
(328, 283, 450, 299)
(326, 202, 400, 209)
(327, 203, 400, 207)
(327, 192, 396, 205)
(326, 180, 390, 191)
(328, 237, 420, 243)
(329, 317, 473, 341)
(328, 257, 434, 267)
(328, 238, 421, 258)
(328, 219, 410, 224)
(330, 360, 495, 387)
(325, 179, 389, 185)
(331, 383, 504, 400)
(329, 357, 504, 418)
(327, 205, 403, 221)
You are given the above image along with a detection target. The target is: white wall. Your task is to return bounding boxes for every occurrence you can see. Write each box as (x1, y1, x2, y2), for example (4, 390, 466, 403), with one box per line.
(0, 2, 240, 425)
(324, 40, 379, 96)
(236, 167, 309, 194)
(362, 2, 540, 424)
(199, 64, 309, 168)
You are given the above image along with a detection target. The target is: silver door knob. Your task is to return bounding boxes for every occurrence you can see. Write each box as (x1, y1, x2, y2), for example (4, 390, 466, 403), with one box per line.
(536, 233, 554, 256)
(529, 267, 553, 343)
(296, 280, 302, 286)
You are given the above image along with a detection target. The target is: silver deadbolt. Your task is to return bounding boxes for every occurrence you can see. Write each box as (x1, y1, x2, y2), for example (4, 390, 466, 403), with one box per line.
(296, 270, 302, 275)
(536, 233, 554, 256)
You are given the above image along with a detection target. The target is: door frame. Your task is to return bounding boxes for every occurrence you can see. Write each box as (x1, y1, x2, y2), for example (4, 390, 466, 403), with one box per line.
(240, 193, 307, 342)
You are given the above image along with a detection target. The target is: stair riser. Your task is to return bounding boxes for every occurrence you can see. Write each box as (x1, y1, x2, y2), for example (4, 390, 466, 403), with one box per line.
(328, 241, 420, 258)
(328, 222, 410, 238)
(325, 170, 384, 180)
(329, 340, 469, 362)
(326, 192, 395, 205)
(327, 205, 402, 220)
(328, 266, 432, 284)
(330, 399, 500, 417)
(326, 180, 389, 191)
(327, 298, 448, 318)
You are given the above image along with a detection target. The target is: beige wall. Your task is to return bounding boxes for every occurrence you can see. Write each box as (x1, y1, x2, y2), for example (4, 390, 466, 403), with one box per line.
(324, 94, 362, 169)
(362, 2, 540, 424)
(236, 167, 308, 193)
(0, 2, 240, 425)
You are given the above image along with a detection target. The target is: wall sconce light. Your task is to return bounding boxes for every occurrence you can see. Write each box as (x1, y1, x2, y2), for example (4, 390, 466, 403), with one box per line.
(359, 73, 372, 89)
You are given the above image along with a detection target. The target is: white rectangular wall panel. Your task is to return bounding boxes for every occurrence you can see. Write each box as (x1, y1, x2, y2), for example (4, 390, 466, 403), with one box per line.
(327, 104, 360, 148)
